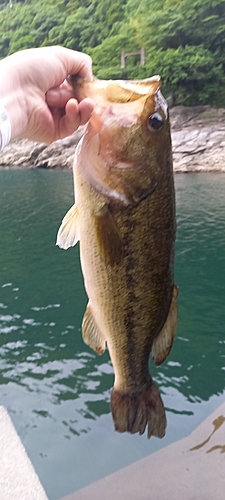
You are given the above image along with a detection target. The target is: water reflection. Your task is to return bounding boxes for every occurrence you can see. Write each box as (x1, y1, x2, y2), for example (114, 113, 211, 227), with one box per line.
(0, 170, 225, 499)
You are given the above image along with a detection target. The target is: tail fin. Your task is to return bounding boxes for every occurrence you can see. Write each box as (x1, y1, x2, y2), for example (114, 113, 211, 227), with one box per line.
(110, 381, 166, 439)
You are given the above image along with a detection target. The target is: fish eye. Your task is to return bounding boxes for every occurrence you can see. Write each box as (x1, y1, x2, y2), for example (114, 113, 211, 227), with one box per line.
(148, 112, 164, 131)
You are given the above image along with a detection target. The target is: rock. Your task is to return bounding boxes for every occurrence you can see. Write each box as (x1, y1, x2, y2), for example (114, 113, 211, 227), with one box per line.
(0, 126, 86, 170)
(0, 108, 225, 172)
(170, 107, 225, 172)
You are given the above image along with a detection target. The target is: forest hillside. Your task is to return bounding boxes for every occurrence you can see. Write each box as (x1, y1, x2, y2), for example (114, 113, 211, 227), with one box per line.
(0, 0, 225, 106)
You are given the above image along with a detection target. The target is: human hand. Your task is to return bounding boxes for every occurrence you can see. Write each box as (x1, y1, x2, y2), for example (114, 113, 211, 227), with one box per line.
(0, 46, 94, 144)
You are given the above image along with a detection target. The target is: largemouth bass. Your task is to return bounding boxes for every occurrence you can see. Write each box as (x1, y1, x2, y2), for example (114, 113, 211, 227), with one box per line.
(57, 76, 178, 439)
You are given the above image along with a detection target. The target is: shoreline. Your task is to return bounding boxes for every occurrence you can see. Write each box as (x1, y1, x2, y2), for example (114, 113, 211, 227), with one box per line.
(0, 106, 225, 172)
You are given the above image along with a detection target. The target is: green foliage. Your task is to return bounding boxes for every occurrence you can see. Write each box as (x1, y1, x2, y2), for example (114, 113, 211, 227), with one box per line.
(88, 27, 137, 79)
(132, 0, 225, 54)
(144, 45, 225, 105)
(0, 0, 225, 106)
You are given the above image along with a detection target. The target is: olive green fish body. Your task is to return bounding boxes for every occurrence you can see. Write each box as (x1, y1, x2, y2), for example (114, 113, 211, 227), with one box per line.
(57, 76, 178, 438)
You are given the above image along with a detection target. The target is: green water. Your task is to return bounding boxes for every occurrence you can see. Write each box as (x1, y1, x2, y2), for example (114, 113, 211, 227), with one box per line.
(0, 170, 224, 499)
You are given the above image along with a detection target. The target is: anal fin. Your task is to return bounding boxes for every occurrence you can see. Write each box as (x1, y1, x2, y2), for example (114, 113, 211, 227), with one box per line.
(82, 302, 106, 355)
(152, 285, 178, 366)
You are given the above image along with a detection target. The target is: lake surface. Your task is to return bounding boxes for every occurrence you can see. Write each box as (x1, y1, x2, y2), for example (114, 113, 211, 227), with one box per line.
(0, 170, 224, 499)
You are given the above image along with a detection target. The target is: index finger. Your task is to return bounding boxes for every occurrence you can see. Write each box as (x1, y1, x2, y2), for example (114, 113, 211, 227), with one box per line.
(56, 46, 93, 80)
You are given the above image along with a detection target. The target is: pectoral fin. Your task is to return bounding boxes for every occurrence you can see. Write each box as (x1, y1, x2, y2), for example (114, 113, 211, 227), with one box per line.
(82, 302, 106, 355)
(152, 285, 178, 366)
(56, 204, 79, 249)
(94, 204, 123, 266)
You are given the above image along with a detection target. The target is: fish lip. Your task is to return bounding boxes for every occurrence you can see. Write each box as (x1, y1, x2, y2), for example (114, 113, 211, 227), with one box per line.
(107, 75, 161, 98)
(68, 75, 163, 106)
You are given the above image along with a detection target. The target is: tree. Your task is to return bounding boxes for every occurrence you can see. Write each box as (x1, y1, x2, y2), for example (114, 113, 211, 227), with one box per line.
(0, 0, 225, 105)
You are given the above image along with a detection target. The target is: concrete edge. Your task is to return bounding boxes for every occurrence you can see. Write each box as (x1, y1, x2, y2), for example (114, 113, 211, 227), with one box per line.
(0, 406, 48, 500)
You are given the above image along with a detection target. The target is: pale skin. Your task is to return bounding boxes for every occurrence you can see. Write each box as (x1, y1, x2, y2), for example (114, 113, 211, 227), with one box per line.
(0, 45, 94, 144)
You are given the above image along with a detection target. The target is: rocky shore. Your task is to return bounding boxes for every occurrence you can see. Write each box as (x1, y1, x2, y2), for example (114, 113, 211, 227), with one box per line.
(170, 105, 225, 173)
(0, 106, 225, 172)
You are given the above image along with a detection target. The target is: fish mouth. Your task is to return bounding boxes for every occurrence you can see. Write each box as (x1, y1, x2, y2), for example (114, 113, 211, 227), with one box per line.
(87, 76, 161, 103)
(68, 75, 162, 104)
(68, 75, 168, 127)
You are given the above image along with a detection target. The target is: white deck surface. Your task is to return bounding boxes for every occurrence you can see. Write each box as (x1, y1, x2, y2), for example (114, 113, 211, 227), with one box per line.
(0, 406, 48, 500)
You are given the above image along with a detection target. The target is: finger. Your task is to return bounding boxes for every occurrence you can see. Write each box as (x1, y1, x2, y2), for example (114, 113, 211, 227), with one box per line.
(58, 98, 93, 139)
(46, 87, 73, 108)
(77, 98, 94, 125)
(56, 47, 93, 81)
(59, 99, 80, 139)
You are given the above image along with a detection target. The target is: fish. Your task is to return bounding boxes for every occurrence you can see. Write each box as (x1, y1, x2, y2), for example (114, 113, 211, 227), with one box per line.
(57, 75, 178, 439)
